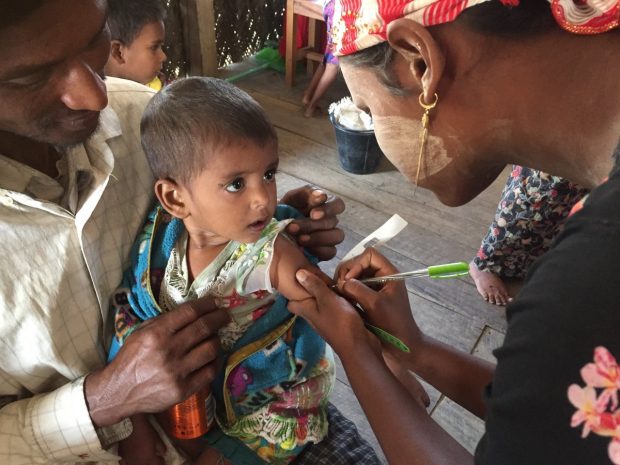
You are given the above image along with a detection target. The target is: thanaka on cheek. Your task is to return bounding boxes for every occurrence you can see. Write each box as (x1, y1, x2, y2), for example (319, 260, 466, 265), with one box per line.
(372, 115, 450, 187)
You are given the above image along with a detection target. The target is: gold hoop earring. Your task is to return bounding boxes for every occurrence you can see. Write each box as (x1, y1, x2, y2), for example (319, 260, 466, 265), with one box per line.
(415, 92, 439, 193)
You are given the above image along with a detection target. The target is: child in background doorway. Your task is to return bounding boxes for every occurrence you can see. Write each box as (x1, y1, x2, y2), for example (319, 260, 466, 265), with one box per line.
(301, 0, 339, 118)
(105, 0, 167, 90)
(108, 77, 335, 465)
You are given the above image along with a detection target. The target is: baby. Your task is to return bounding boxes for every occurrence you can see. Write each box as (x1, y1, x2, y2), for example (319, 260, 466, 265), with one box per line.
(108, 77, 334, 465)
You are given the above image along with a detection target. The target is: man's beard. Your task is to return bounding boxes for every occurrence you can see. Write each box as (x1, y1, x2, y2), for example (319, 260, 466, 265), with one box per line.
(33, 109, 101, 148)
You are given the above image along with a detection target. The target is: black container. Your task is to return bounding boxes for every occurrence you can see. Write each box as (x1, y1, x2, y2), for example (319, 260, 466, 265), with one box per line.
(330, 114, 383, 175)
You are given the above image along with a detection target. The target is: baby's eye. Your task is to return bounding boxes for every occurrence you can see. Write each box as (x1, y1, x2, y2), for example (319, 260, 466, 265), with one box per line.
(264, 169, 277, 182)
(225, 178, 245, 192)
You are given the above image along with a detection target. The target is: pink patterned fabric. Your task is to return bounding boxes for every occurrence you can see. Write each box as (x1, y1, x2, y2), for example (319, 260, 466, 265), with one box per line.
(331, 0, 620, 56)
(568, 347, 620, 464)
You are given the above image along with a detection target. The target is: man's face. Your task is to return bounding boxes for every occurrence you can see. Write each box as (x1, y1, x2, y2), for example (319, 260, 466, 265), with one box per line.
(0, 0, 110, 147)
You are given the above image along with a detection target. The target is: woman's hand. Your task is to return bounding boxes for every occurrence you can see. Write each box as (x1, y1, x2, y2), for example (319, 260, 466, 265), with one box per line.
(280, 185, 345, 261)
(287, 269, 377, 357)
(290, 263, 432, 419)
(335, 248, 423, 360)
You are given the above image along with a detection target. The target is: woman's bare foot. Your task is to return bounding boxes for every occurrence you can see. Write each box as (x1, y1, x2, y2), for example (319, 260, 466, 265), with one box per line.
(469, 262, 512, 306)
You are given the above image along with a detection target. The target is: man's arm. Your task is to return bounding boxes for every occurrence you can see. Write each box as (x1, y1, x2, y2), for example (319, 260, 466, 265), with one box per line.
(0, 378, 123, 463)
(0, 297, 228, 465)
(85, 297, 228, 427)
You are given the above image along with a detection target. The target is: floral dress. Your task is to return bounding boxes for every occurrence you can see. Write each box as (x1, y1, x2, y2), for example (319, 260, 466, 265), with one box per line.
(110, 208, 334, 465)
(323, 0, 339, 65)
(473, 165, 589, 278)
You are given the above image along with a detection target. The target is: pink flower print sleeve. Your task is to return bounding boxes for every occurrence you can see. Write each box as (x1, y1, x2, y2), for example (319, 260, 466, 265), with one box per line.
(568, 347, 620, 464)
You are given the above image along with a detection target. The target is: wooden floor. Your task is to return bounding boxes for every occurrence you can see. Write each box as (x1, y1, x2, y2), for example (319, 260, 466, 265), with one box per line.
(233, 66, 509, 463)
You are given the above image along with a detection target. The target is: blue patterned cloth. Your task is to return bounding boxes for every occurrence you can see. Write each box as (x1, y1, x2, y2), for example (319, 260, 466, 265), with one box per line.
(108, 204, 335, 464)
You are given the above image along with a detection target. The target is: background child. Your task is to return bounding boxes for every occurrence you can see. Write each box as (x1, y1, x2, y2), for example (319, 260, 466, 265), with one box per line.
(109, 77, 335, 465)
(469, 166, 588, 305)
(105, 0, 167, 89)
(301, 0, 339, 118)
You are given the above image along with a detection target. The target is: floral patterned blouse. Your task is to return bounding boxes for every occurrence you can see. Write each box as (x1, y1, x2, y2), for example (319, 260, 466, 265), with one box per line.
(159, 218, 292, 350)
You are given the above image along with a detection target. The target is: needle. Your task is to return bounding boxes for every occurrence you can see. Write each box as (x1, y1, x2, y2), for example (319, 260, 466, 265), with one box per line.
(357, 261, 469, 285)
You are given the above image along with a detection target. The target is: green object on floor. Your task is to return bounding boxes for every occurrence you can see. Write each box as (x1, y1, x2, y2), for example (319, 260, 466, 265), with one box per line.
(225, 47, 284, 83)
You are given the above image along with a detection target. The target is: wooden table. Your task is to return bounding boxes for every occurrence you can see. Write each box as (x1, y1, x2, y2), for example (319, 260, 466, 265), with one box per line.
(285, 0, 325, 87)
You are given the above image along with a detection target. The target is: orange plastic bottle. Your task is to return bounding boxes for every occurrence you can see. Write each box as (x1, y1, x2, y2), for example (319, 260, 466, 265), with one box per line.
(166, 388, 215, 439)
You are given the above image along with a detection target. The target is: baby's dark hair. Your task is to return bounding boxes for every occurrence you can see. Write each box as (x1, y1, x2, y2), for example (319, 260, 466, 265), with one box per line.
(342, 0, 556, 94)
(141, 77, 278, 184)
(107, 0, 167, 44)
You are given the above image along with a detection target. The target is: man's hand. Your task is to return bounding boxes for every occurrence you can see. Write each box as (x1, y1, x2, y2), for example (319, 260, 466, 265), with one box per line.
(85, 297, 229, 426)
(280, 185, 345, 261)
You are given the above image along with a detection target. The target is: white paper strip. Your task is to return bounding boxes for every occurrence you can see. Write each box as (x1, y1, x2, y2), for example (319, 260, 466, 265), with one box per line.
(341, 214, 408, 262)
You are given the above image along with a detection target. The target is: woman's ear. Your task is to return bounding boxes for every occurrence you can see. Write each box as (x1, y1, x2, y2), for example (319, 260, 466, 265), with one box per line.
(154, 179, 189, 219)
(386, 18, 445, 104)
(109, 40, 126, 65)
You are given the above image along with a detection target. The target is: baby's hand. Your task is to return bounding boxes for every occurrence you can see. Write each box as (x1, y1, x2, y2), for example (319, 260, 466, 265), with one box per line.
(118, 415, 166, 465)
(192, 446, 233, 465)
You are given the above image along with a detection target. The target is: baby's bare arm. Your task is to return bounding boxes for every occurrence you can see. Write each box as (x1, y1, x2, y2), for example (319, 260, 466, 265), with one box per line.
(118, 414, 165, 465)
(269, 235, 332, 301)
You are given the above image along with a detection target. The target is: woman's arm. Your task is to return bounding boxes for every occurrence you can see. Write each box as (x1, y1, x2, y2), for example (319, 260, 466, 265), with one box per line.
(288, 269, 475, 465)
(334, 248, 494, 418)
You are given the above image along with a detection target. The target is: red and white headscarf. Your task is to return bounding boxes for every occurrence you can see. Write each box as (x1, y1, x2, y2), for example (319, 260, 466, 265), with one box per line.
(331, 0, 620, 56)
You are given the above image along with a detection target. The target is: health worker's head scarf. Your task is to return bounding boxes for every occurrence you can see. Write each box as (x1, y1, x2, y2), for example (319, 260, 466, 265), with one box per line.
(330, 0, 619, 56)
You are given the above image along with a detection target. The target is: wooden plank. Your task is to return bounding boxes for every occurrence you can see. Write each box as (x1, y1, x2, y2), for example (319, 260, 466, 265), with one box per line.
(238, 64, 346, 108)
(275, 134, 500, 263)
(471, 325, 504, 363)
(294, 0, 324, 20)
(432, 397, 485, 454)
(179, 0, 204, 76)
(195, 0, 218, 76)
(285, 0, 297, 87)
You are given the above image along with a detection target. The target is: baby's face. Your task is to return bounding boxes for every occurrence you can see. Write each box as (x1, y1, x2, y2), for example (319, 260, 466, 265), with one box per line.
(181, 139, 279, 244)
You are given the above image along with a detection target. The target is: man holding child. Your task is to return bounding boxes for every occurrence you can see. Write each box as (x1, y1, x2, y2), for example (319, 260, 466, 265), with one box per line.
(0, 1, 371, 464)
